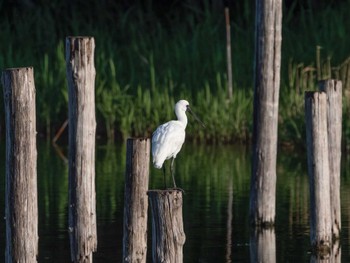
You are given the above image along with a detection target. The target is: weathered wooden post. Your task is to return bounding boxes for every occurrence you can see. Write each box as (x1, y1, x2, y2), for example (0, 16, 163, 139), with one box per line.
(319, 80, 342, 239)
(148, 190, 186, 263)
(250, 228, 276, 263)
(249, 0, 282, 226)
(225, 7, 233, 99)
(305, 91, 332, 252)
(2, 67, 38, 262)
(123, 138, 150, 263)
(66, 36, 97, 262)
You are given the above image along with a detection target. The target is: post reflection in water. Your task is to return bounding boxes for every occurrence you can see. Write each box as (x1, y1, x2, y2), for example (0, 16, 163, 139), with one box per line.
(2, 142, 350, 261)
(250, 227, 276, 263)
(310, 239, 341, 263)
(226, 176, 233, 263)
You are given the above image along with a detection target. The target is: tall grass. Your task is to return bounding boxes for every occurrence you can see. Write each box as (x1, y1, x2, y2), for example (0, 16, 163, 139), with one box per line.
(0, 1, 349, 143)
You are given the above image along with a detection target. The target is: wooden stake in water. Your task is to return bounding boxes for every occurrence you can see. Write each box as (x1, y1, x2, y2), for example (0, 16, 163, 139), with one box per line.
(66, 36, 97, 263)
(225, 7, 233, 99)
(305, 91, 332, 252)
(249, 0, 282, 226)
(123, 138, 150, 263)
(2, 67, 38, 263)
(148, 190, 186, 263)
(319, 79, 342, 239)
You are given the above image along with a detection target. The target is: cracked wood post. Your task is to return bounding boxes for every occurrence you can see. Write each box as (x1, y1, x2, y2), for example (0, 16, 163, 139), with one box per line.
(305, 91, 332, 252)
(123, 138, 150, 263)
(2, 67, 38, 263)
(148, 190, 186, 263)
(66, 36, 97, 263)
(249, 0, 282, 226)
(319, 79, 342, 239)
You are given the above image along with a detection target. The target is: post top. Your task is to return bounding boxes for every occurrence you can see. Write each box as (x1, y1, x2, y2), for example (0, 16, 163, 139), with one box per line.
(2, 67, 33, 72)
(66, 36, 94, 40)
(147, 189, 184, 195)
(127, 137, 151, 142)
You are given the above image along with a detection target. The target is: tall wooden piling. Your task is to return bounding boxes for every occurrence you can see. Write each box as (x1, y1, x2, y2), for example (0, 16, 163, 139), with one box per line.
(305, 91, 332, 251)
(225, 7, 233, 99)
(148, 190, 186, 263)
(123, 138, 150, 263)
(319, 80, 342, 239)
(66, 36, 97, 262)
(249, 0, 282, 226)
(2, 67, 38, 262)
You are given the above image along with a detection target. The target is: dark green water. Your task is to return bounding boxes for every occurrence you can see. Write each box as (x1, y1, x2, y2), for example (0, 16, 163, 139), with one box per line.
(1, 142, 350, 262)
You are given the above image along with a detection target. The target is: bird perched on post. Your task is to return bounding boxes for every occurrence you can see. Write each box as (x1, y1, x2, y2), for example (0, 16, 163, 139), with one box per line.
(151, 99, 204, 189)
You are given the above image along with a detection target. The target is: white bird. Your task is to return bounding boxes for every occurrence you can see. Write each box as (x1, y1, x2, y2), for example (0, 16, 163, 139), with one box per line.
(152, 99, 204, 189)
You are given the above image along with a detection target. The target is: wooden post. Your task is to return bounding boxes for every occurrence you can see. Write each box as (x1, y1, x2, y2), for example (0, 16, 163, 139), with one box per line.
(225, 7, 233, 99)
(305, 91, 332, 252)
(249, 0, 282, 226)
(250, 228, 276, 263)
(2, 67, 38, 262)
(66, 36, 97, 263)
(319, 80, 342, 239)
(148, 190, 186, 263)
(123, 138, 150, 263)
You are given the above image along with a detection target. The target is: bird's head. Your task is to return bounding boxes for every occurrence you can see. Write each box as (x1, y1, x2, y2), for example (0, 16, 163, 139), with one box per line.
(175, 99, 205, 128)
(175, 100, 190, 113)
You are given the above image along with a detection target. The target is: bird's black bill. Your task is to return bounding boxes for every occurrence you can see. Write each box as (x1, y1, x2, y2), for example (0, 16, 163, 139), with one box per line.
(187, 106, 205, 128)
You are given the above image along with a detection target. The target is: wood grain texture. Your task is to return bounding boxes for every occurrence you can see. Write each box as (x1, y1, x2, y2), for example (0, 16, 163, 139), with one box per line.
(319, 80, 342, 239)
(2, 67, 38, 263)
(148, 190, 186, 263)
(250, 0, 282, 226)
(305, 91, 332, 251)
(123, 138, 150, 263)
(66, 36, 97, 263)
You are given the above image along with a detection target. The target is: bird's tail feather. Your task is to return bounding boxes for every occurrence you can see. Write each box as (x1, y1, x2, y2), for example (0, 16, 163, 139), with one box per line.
(153, 160, 163, 169)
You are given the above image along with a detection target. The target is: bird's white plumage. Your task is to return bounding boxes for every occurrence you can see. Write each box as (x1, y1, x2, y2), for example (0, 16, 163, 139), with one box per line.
(152, 120, 186, 168)
(152, 100, 189, 169)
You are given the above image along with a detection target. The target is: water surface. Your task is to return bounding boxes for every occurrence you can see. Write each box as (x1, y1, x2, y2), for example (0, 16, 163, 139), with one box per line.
(1, 142, 350, 262)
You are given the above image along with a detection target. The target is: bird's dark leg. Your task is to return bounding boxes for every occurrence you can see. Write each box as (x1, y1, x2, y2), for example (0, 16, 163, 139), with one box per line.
(170, 157, 177, 188)
(170, 158, 184, 193)
(163, 165, 167, 189)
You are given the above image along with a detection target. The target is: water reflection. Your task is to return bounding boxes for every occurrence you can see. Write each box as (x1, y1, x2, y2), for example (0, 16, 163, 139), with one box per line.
(1, 142, 350, 261)
(226, 176, 233, 263)
(310, 240, 341, 263)
(250, 228, 276, 263)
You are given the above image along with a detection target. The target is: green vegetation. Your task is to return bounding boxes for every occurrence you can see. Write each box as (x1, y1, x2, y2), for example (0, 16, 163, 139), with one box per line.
(0, 1, 349, 144)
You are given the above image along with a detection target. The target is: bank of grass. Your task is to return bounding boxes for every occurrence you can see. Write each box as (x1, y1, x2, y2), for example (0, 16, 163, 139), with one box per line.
(0, 1, 349, 143)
